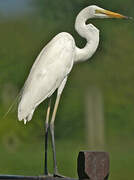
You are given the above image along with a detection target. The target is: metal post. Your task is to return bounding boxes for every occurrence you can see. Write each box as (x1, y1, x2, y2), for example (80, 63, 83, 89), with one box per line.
(77, 151, 110, 180)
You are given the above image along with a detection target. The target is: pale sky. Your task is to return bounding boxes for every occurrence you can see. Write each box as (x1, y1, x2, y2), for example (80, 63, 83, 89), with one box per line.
(0, 0, 34, 17)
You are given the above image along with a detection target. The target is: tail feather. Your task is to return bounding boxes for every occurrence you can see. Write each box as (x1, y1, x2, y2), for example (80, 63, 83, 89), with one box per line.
(18, 104, 35, 124)
(1, 92, 22, 121)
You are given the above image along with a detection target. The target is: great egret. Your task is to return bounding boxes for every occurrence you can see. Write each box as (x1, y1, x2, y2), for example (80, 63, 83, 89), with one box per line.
(18, 5, 129, 176)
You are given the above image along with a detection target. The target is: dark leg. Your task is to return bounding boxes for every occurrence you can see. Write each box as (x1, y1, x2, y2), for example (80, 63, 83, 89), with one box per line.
(50, 78, 67, 177)
(50, 123, 58, 175)
(50, 94, 61, 176)
(44, 99, 51, 175)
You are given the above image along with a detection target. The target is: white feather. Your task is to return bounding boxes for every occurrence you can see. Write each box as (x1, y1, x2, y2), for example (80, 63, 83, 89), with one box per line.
(18, 32, 75, 121)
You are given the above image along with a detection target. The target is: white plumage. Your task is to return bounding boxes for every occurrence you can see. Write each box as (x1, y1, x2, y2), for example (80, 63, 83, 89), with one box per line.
(17, 5, 128, 176)
(18, 32, 75, 122)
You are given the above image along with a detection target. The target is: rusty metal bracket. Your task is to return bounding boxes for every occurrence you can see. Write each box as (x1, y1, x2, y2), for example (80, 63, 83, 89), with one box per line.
(77, 151, 110, 180)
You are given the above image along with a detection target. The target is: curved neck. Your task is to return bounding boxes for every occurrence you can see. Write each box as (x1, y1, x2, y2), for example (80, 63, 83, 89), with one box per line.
(74, 7, 99, 63)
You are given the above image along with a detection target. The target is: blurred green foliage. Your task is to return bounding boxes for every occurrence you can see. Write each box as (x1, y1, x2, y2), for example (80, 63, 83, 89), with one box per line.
(0, 0, 134, 179)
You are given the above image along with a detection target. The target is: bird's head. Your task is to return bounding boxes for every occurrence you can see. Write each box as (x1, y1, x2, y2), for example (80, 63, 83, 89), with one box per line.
(89, 5, 131, 19)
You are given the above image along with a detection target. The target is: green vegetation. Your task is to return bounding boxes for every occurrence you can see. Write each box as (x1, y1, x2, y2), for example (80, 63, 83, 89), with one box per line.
(0, 0, 134, 179)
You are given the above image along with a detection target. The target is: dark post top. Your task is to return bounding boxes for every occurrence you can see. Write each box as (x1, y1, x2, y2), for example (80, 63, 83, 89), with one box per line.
(77, 151, 109, 180)
(0, 151, 110, 180)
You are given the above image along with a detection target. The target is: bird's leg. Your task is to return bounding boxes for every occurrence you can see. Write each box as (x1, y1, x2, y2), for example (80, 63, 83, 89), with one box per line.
(50, 94, 61, 176)
(44, 98, 51, 176)
(50, 78, 67, 177)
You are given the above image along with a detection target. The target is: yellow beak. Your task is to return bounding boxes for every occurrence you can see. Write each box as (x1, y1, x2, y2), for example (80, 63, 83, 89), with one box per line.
(96, 9, 131, 19)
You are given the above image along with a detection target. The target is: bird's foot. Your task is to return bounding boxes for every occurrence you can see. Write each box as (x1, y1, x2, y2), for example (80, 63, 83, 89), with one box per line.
(54, 173, 66, 178)
(44, 172, 52, 177)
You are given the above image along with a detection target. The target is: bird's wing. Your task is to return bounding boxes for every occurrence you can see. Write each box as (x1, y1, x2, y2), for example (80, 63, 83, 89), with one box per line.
(18, 32, 75, 121)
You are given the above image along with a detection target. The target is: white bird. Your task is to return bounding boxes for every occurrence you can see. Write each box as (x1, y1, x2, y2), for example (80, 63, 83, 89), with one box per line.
(18, 5, 129, 177)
